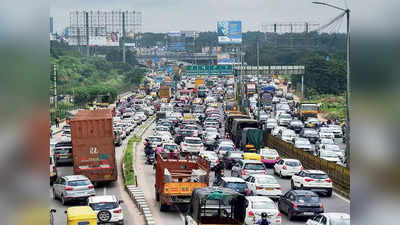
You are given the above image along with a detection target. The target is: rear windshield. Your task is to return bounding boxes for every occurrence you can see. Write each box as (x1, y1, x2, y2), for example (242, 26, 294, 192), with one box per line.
(164, 145, 177, 151)
(257, 177, 277, 185)
(90, 202, 118, 211)
(220, 146, 234, 151)
(285, 161, 300, 167)
(68, 180, 91, 186)
(330, 218, 350, 225)
(244, 163, 265, 170)
(148, 137, 162, 142)
(296, 195, 320, 203)
(252, 201, 276, 209)
(186, 138, 202, 144)
(225, 182, 247, 191)
(307, 173, 328, 179)
(54, 148, 71, 154)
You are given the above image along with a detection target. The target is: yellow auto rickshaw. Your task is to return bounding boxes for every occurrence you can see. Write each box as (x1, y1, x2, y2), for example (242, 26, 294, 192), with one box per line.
(243, 152, 262, 161)
(66, 206, 97, 225)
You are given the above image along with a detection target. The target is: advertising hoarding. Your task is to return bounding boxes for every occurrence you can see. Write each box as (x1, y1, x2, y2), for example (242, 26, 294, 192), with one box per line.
(167, 32, 185, 51)
(87, 32, 119, 46)
(217, 21, 242, 44)
(217, 53, 235, 65)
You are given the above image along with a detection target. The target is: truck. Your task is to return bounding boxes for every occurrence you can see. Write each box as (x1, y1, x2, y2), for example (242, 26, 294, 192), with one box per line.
(260, 85, 275, 111)
(194, 77, 205, 92)
(298, 103, 320, 121)
(240, 128, 264, 152)
(245, 83, 257, 97)
(158, 85, 171, 99)
(231, 119, 259, 147)
(155, 154, 210, 211)
(70, 109, 117, 183)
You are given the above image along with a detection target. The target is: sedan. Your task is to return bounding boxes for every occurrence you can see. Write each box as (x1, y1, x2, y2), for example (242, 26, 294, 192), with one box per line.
(300, 128, 320, 144)
(306, 213, 350, 225)
(260, 148, 280, 166)
(294, 137, 313, 152)
(278, 190, 324, 221)
(278, 113, 292, 126)
(245, 175, 282, 199)
(245, 196, 281, 225)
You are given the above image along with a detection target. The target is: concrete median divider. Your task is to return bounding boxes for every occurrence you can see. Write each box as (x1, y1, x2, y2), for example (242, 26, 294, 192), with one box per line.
(264, 132, 350, 198)
(122, 115, 155, 225)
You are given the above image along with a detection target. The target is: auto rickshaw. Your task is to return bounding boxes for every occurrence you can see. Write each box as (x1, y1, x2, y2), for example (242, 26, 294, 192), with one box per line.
(66, 206, 97, 225)
(243, 152, 261, 161)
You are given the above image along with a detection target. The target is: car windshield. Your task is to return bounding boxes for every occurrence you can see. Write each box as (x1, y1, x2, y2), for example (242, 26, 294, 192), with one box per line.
(301, 105, 319, 111)
(282, 131, 295, 137)
(296, 195, 320, 203)
(321, 139, 334, 144)
(68, 180, 91, 186)
(291, 121, 303, 126)
(285, 161, 300, 167)
(280, 114, 291, 119)
(90, 202, 118, 211)
(260, 149, 277, 156)
(186, 138, 202, 144)
(304, 129, 318, 135)
(330, 218, 351, 225)
(308, 173, 329, 179)
(252, 201, 276, 209)
(220, 146, 234, 151)
(244, 163, 265, 170)
(157, 127, 168, 131)
(267, 119, 277, 123)
(148, 137, 162, 142)
(225, 182, 247, 191)
(296, 140, 309, 145)
(257, 177, 277, 185)
(206, 128, 218, 132)
(164, 145, 177, 151)
(320, 128, 331, 133)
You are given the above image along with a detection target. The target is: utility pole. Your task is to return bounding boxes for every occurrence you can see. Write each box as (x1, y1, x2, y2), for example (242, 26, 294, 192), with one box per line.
(53, 64, 57, 108)
(301, 74, 304, 99)
(257, 38, 260, 122)
(313, 1, 351, 166)
(85, 11, 89, 57)
(122, 11, 126, 63)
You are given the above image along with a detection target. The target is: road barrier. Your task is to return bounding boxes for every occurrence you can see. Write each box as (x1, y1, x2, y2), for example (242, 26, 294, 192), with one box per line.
(263, 132, 350, 198)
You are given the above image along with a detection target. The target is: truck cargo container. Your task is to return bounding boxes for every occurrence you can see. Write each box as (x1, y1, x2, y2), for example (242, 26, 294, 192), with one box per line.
(70, 109, 117, 183)
(158, 85, 171, 99)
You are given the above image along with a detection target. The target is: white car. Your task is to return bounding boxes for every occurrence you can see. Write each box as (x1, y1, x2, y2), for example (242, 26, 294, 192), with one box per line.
(272, 126, 286, 136)
(265, 118, 278, 130)
(319, 127, 335, 139)
(181, 137, 204, 153)
(155, 131, 174, 142)
(294, 137, 312, 152)
(277, 113, 292, 126)
(245, 174, 282, 199)
(318, 149, 341, 163)
(154, 125, 170, 132)
(260, 148, 280, 165)
(291, 170, 333, 196)
(244, 196, 281, 225)
(317, 138, 335, 150)
(323, 144, 344, 159)
(328, 125, 343, 138)
(88, 195, 124, 225)
(280, 129, 296, 143)
(306, 213, 350, 225)
(274, 158, 303, 177)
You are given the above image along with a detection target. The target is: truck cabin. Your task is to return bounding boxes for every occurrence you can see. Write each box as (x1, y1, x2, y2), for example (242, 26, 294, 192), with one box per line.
(187, 187, 246, 225)
(299, 103, 320, 120)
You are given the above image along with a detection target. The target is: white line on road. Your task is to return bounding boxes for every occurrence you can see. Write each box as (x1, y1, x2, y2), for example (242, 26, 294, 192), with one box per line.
(334, 191, 350, 203)
(104, 186, 107, 195)
(174, 206, 186, 223)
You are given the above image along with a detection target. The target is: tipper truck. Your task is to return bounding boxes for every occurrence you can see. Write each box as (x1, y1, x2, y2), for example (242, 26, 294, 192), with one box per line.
(155, 154, 210, 211)
(70, 109, 117, 183)
(158, 85, 171, 99)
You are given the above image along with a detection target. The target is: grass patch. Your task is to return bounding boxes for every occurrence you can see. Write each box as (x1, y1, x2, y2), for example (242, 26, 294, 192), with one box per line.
(122, 135, 142, 186)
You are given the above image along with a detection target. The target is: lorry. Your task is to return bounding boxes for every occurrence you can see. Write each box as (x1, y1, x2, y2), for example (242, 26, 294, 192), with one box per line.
(245, 83, 257, 97)
(155, 154, 210, 211)
(158, 85, 171, 99)
(70, 109, 117, 183)
(298, 103, 320, 121)
(194, 77, 206, 92)
(260, 85, 275, 111)
(225, 114, 250, 134)
(240, 128, 264, 152)
(231, 119, 259, 147)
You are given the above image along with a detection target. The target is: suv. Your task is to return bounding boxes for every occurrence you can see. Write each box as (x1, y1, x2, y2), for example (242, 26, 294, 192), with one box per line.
(213, 177, 250, 196)
(231, 160, 268, 179)
(53, 146, 73, 166)
(88, 195, 124, 225)
(180, 137, 204, 154)
(278, 190, 324, 221)
(52, 175, 96, 205)
(291, 170, 333, 196)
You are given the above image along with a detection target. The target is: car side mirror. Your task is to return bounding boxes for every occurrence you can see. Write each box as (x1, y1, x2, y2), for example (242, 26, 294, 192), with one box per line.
(119, 200, 124, 204)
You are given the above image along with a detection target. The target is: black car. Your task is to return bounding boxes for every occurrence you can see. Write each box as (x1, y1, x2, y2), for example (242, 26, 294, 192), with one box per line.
(222, 151, 244, 169)
(278, 190, 324, 221)
(300, 128, 320, 144)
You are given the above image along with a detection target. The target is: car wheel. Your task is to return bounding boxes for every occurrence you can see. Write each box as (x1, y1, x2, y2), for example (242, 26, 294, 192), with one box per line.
(52, 189, 57, 200)
(279, 171, 283, 178)
(155, 190, 160, 202)
(291, 181, 296, 190)
(288, 209, 294, 221)
(326, 189, 332, 197)
(160, 203, 168, 212)
(98, 210, 112, 223)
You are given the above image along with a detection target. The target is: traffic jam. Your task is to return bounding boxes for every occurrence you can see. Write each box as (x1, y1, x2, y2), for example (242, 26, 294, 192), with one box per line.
(50, 70, 349, 225)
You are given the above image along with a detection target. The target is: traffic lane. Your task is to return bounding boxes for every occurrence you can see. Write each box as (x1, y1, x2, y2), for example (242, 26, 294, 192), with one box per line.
(219, 168, 349, 225)
(135, 122, 186, 225)
(50, 132, 138, 225)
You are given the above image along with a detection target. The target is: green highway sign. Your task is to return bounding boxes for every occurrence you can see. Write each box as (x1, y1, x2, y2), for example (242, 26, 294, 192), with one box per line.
(186, 65, 233, 76)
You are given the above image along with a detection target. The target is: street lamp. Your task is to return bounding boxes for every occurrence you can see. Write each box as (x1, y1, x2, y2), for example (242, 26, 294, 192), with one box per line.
(313, 1, 351, 166)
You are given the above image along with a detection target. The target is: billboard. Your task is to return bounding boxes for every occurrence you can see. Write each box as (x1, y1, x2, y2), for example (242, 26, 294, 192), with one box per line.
(167, 32, 185, 51)
(217, 53, 235, 65)
(217, 21, 242, 44)
(87, 32, 119, 46)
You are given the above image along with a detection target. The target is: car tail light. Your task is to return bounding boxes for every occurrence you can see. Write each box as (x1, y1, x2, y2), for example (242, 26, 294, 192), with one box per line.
(301, 166, 304, 170)
(276, 157, 280, 160)
(325, 178, 332, 183)
(282, 165, 287, 170)
(241, 169, 246, 175)
(248, 211, 255, 217)
(277, 212, 281, 217)
(64, 186, 74, 191)
(216, 159, 219, 163)
(291, 201, 298, 208)
(88, 185, 94, 189)
(305, 178, 314, 182)
(113, 209, 122, 213)
(256, 186, 262, 190)
(200, 144, 204, 147)
(320, 203, 323, 208)
(264, 170, 268, 175)
(183, 143, 187, 147)
(275, 187, 281, 190)
(144, 141, 147, 145)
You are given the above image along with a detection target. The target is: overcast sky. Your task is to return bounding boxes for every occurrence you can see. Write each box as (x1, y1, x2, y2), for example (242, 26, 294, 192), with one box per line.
(50, 0, 371, 34)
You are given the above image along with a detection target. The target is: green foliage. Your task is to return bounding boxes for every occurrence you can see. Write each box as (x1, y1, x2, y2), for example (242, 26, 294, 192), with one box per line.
(123, 138, 136, 186)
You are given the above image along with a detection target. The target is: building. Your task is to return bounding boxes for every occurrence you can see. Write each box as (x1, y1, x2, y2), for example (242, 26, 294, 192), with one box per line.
(49, 17, 54, 34)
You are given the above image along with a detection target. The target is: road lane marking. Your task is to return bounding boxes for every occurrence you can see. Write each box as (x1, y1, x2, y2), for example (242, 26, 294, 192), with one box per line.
(174, 206, 186, 223)
(104, 186, 107, 195)
(334, 191, 350, 203)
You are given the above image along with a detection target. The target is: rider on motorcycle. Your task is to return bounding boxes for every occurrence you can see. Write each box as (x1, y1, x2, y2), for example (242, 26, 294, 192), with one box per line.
(255, 212, 270, 225)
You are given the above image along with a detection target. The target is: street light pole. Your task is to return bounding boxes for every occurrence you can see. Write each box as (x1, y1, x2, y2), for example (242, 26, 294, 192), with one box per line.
(257, 38, 260, 122)
(313, 1, 351, 166)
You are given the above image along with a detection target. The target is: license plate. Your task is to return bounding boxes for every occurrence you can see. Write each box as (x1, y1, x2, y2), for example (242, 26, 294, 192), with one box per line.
(316, 180, 323, 183)
(267, 157, 274, 160)
(265, 188, 274, 190)
(303, 212, 314, 215)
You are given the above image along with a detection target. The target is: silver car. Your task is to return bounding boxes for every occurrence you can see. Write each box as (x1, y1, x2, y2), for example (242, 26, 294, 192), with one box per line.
(278, 113, 292, 126)
(52, 175, 96, 205)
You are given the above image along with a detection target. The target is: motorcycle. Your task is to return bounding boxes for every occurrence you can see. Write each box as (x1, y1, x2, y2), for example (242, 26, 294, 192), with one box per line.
(146, 153, 155, 165)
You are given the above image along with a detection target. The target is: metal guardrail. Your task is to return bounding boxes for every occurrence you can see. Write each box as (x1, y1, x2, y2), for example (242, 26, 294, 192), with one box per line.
(263, 132, 350, 198)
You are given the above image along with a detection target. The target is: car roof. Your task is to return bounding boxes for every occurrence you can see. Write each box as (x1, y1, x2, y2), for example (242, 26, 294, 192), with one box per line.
(241, 160, 263, 164)
(245, 196, 275, 202)
(282, 158, 300, 162)
(89, 195, 117, 203)
(185, 137, 201, 140)
(249, 174, 275, 179)
(303, 170, 326, 174)
(291, 190, 318, 196)
(63, 175, 89, 181)
(222, 177, 246, 182)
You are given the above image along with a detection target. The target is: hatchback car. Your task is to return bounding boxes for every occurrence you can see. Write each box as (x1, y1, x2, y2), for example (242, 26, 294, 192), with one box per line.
(277, 113, 292, 126)
(274, 159, 303, 177)
(245, 196, 281, 225)
(291, 170, 333, 196)
(180, 137, 204, 154)
(52, 175, 96, 205)
(245, 174, 282, 199)
(260, 148, 280, 166)
(294, 137, 313, 152)
(306, 213, 350, 225)
(232, 160, 268, 179)
(88, 195, 124, 225)
(278, 190, 324, 221)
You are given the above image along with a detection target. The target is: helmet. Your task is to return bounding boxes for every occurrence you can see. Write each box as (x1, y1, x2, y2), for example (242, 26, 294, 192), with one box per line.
(261, 212, 268, 218)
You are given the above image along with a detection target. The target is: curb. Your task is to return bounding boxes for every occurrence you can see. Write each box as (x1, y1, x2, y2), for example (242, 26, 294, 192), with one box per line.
(123, 116, 155, 225)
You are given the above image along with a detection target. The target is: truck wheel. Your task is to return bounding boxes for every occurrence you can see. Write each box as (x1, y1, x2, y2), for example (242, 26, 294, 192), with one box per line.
(155, 191, 160, 202)
(160, 203, 168, 212)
